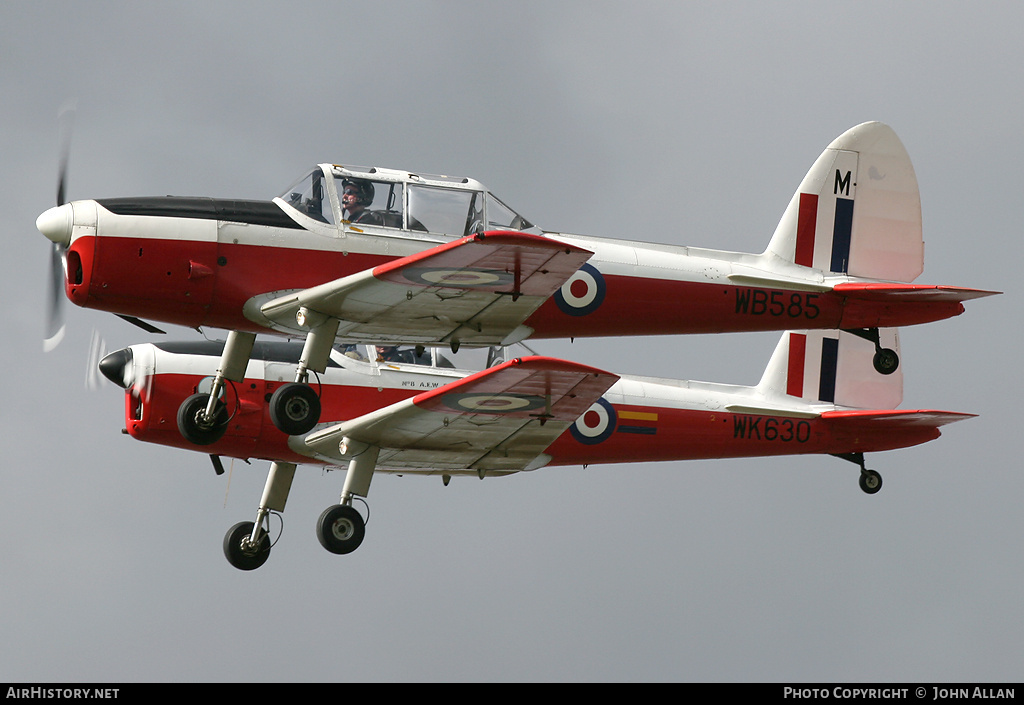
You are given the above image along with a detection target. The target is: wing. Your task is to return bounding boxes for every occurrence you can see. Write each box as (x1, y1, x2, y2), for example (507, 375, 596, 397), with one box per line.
(302, 356, 619, 474)
(253, 231, 593, 347)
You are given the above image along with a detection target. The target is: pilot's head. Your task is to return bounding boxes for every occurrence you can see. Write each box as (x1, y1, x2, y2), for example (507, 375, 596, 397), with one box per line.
(342, 179, 374, 214)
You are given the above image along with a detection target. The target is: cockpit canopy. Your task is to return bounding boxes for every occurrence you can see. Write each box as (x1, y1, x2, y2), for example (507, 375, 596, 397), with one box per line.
(278, 164, 540, 237)
(335, 342, 517, 372)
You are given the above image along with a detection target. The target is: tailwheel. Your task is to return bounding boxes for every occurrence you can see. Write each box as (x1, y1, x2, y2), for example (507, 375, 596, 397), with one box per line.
(269, 382, 321, 436)
(177, 393, 229, 445)
(316, 504, 365, 555)
(844, 328, 900, 375)
(872, 348, 899, 375)
(859, 469, 883, 495)
(223, 521, 271, 570)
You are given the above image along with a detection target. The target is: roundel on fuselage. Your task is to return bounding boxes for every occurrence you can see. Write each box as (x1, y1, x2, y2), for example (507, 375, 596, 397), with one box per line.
(554, 263, 606, 316)
(570, 397, 617, 445)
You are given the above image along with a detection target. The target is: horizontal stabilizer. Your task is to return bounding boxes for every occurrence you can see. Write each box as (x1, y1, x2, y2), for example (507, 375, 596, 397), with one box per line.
(821, 409, 976, 427)
(820, 408, 975, 451)
(834, 282, 1000, 303)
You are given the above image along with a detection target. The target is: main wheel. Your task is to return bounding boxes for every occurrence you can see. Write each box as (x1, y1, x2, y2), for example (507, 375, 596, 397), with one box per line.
(316, 504, 365, 555)
(223, 521, 271, 570)
(269, 383, 321, 436)
(177, 393, 229, 445)
(859, 469, 883, 495)
(872, 348, 899, 375)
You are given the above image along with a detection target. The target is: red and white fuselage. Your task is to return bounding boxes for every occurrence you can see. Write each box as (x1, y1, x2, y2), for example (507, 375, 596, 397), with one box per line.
(105, 335, 970, 478)
(39, 123, 995, 349)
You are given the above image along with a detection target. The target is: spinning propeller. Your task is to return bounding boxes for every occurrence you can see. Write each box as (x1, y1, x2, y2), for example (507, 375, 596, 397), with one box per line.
(39, 105, 75, 352)
(37, 105, 167, 351)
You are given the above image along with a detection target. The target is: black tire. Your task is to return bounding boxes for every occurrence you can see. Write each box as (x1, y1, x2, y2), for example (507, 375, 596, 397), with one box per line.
(316, 504, 365, 555)
(177, 393, 229, 445)
(223, 521, 271, 571)
(859, 470, 883, 495)
(269, 383, 321, 436)
(872, 348, 899, 375)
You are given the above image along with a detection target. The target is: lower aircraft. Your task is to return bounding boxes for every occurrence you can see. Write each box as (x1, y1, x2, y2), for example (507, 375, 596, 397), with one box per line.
(97, 329, 973, 570)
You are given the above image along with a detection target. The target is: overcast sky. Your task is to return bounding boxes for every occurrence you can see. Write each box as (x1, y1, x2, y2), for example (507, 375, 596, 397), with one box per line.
(2, 1, 1020, 682)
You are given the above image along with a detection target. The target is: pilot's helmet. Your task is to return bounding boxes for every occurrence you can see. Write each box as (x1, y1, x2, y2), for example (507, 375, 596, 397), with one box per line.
(342, 178, 375, 207)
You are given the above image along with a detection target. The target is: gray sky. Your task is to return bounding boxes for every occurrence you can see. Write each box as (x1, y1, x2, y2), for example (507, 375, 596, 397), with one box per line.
(2, 1, 1020, 682)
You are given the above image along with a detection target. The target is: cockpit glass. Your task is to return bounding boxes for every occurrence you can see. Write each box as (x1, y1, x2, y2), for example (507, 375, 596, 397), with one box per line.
(408, 185, 482, 237)
(334, 175, 404, 229)
(486, 193, 536, 232)
(280, 169, 335, 225)
(349, 343, 523, 371)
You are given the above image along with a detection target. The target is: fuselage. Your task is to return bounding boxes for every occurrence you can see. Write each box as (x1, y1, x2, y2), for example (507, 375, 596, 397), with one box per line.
(111, 340, 944, 476)
(54, 194, 965, 342)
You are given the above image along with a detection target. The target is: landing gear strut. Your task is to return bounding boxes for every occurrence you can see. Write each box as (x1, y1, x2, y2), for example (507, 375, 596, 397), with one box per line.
(833, 452, 884, 495)
(315, 438, 379, 556)
(219, 437, 379, 569)
(176, 314, 340, 445)
(177, 330, 254, 445)
(223, 461, 295, 571)
(269, 313, 339, 435)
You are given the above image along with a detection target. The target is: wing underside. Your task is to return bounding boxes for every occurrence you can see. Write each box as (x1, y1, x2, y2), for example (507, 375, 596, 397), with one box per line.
(302, 356, 618, 474)
(252, 231, 593, 347)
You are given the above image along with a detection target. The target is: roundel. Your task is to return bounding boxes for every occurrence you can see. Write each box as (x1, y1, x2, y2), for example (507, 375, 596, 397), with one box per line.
(570, 397, 617, 445)
(403, 267, 513, 288)
(554, 263, 606, 316)
(441, 393, 548, 414)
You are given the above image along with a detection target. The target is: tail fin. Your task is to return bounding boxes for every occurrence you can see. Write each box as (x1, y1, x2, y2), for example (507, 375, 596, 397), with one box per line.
(758, 329, 902, 410)
(765, 122, 923, 283)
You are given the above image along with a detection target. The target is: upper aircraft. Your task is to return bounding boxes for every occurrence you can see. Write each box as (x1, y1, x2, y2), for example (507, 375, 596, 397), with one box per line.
(37, 121, 996, 440)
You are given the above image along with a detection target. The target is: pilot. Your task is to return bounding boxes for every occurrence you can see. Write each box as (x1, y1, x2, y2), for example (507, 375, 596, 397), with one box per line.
(376, 345, 430, 365)
(341, 179, 376, 223)
(376, 345, 409, 363)
(338, 344, 365, 361)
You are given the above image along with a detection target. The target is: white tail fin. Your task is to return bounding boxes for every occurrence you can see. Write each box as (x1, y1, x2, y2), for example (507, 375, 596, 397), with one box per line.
(765, 122, 923, 283)
(758, 329, 902, 410)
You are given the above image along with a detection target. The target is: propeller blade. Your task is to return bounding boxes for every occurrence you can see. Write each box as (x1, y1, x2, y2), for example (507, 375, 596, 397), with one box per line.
(85, 329, 108, 390)
(44, 102, 75, 351)
(56, 102, 75, 207)
(43, 242, 66, 352)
